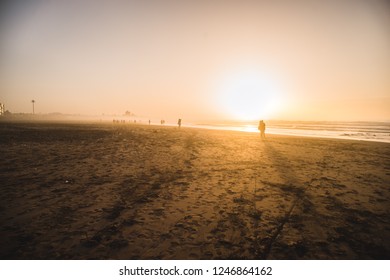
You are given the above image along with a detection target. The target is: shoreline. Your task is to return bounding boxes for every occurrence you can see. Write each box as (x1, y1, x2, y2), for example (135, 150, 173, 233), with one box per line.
(2, 118, 389, 144)
(182, 124, 390, 144)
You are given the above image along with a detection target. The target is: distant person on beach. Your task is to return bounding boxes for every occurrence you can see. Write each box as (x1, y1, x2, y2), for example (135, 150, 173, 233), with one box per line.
(258, 120, 266, 139)
(178, 118, 182, 128)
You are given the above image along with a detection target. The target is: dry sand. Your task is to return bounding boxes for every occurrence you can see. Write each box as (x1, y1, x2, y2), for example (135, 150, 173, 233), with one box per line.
(0, 121, 389, 259)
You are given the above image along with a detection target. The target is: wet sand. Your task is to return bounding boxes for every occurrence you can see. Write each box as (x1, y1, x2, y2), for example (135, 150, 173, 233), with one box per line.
(0, 121, 389, 259)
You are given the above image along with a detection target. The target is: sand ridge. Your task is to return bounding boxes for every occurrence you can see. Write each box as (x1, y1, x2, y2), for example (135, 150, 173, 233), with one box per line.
(0, 122, 389, 259)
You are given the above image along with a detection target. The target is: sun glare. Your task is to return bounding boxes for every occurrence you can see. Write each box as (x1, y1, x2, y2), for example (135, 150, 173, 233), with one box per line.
(216, 69, 282, 121)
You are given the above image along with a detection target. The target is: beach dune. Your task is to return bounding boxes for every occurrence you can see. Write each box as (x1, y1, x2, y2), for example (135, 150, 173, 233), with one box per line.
(0, 122, 389, 259)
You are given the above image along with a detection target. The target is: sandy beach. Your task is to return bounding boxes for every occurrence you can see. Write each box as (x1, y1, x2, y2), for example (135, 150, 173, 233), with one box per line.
(0, 121, 389, 259)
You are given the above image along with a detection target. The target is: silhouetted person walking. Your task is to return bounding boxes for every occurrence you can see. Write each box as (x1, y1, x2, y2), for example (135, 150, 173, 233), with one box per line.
(178, 118, 182, 128)
(258, 120, 266, 139)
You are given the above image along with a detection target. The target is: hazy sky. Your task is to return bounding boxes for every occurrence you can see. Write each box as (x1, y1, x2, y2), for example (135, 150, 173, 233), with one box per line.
(1, 0, 389, 121)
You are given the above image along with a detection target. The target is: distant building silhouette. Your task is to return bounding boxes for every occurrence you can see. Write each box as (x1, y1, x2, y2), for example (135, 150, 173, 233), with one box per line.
(0, 103, 4, 116)
(124, 110, 135, 116)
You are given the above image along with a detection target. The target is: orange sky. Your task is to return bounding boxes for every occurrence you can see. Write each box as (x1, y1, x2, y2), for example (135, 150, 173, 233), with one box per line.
(1, 0, 389, 121)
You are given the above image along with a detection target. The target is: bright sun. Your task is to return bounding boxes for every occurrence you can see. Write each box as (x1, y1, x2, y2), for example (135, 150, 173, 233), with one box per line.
(216, 69, 282, 120)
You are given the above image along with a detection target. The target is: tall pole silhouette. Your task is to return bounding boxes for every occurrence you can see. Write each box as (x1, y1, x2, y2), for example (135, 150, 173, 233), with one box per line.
(31, 100, 35, 114)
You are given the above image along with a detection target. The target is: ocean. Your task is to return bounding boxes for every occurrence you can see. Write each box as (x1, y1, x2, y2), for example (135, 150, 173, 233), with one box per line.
(189, 120, 390, 143)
